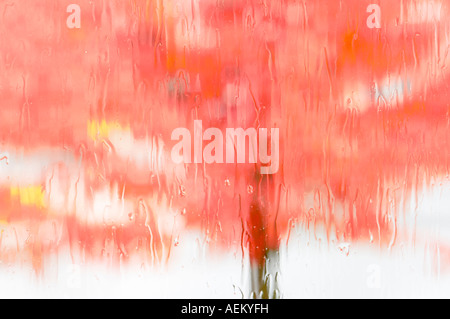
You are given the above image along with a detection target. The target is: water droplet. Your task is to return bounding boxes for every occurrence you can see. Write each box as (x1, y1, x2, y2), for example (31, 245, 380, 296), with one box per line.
(179, 185, 186, 197)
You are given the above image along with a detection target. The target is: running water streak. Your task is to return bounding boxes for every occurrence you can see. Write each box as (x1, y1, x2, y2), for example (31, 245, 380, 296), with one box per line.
(0, 0, 449, 298)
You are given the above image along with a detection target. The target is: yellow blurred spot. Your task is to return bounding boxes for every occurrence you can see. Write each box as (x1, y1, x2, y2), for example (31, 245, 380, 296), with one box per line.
(87, 119, 130, 141)
(10, 186, 46, 209)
